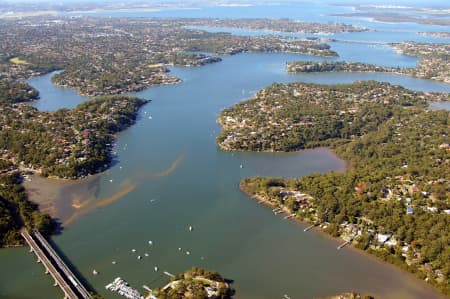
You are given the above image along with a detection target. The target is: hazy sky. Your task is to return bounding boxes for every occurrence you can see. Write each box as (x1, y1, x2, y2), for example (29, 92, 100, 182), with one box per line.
(2, 0, 450, 7)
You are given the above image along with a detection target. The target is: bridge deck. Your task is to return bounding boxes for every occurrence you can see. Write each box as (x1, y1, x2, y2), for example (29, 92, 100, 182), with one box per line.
(21, 229, 79, 299)
(21, 228, 92, 299)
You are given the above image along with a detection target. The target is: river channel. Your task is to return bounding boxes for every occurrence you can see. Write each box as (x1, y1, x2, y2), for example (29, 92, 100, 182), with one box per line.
(1, 18, 450, 299)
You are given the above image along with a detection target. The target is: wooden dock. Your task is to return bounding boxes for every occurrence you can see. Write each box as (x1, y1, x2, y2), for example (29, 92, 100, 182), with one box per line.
(284, 213, 296, 220)
(163, 271, 175, 278)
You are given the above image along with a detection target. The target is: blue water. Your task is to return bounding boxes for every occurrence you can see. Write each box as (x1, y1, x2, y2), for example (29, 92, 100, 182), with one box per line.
(65, 1, 450, 45)
(1, 3, 449, 299)
(26, 71, 88, 111)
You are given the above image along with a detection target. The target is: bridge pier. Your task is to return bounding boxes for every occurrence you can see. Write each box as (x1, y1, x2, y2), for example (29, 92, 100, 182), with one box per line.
(21, 228, 83, 299)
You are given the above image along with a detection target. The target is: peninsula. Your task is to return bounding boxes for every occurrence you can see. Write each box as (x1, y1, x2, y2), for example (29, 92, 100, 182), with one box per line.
(0, 78, 147, 247)
(0, 93, 148, 179)
(287, 42, 450, 83)
(218, 81, 450, 295)
(418, 32, 450, 39)
(0, 17, 338, 97)
(330, 12, 450, 26)
(184, 18, 369, 34)
(148, 267, 234, 299)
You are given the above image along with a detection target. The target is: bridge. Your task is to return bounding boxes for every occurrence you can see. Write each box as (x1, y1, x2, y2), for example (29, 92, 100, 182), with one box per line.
(21, 228, 92, 299)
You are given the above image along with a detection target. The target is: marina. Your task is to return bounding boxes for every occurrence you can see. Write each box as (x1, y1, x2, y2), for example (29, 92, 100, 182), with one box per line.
(105, 277, 144, 299)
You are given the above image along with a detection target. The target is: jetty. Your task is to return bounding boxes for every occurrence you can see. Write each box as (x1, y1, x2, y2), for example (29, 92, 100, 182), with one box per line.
(337, 237, 354, 250)
(284, 213, 296, 219)
(21, 228, 92, 299)
(303, 224, 317, 232)
(163, 271, 175, 278)
(105, 277, 143, 299)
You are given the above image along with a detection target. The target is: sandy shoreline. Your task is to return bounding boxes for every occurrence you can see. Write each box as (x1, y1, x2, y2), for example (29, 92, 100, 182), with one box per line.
(22, 173, 101, 224)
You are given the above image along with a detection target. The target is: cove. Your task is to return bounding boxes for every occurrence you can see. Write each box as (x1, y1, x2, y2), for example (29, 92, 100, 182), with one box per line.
(1, 51, 449, 299)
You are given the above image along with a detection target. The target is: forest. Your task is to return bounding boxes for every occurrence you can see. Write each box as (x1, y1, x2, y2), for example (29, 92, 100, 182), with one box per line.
(217, 81, 448, 152)
(0, 94, 148, 178)
(226, 81, 450, 294)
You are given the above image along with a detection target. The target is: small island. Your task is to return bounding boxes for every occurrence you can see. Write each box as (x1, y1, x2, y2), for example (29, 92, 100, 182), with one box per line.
(287, 42, 450, 83)
(218, 81, 450, 295)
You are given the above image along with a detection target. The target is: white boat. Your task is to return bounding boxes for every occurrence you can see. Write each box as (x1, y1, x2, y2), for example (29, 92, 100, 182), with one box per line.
(189, 225, 193, 231)
(112, 261, 117, 265)
(186, 251, 190, 255)
(154, 266, 158, 271)
(131, 249, 136, 253)
(137, 256, 142, 260)
(144, 253, 149, 257)
(93, 270, 98, 275)
(148, 240, 153, 245)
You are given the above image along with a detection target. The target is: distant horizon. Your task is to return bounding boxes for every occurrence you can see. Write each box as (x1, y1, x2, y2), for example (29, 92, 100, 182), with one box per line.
(2, 0, 450, 8)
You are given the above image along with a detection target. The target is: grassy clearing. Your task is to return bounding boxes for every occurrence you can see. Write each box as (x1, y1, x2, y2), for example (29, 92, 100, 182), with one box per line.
(9, 57, 29, 65)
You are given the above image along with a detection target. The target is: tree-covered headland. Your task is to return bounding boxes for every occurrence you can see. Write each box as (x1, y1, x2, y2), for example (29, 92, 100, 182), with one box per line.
(218, 81, 450, 294)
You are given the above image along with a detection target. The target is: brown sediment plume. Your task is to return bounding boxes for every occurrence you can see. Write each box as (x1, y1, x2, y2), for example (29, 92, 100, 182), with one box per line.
(63, 210, 83, 227)
(63, 181, 137, 227)
(62, 154, 184, 226)
(71, 195, 92, 209)
(93, 181, 137, 209)
(135, 154, 185, 180)
(156, 154, 184, 177)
